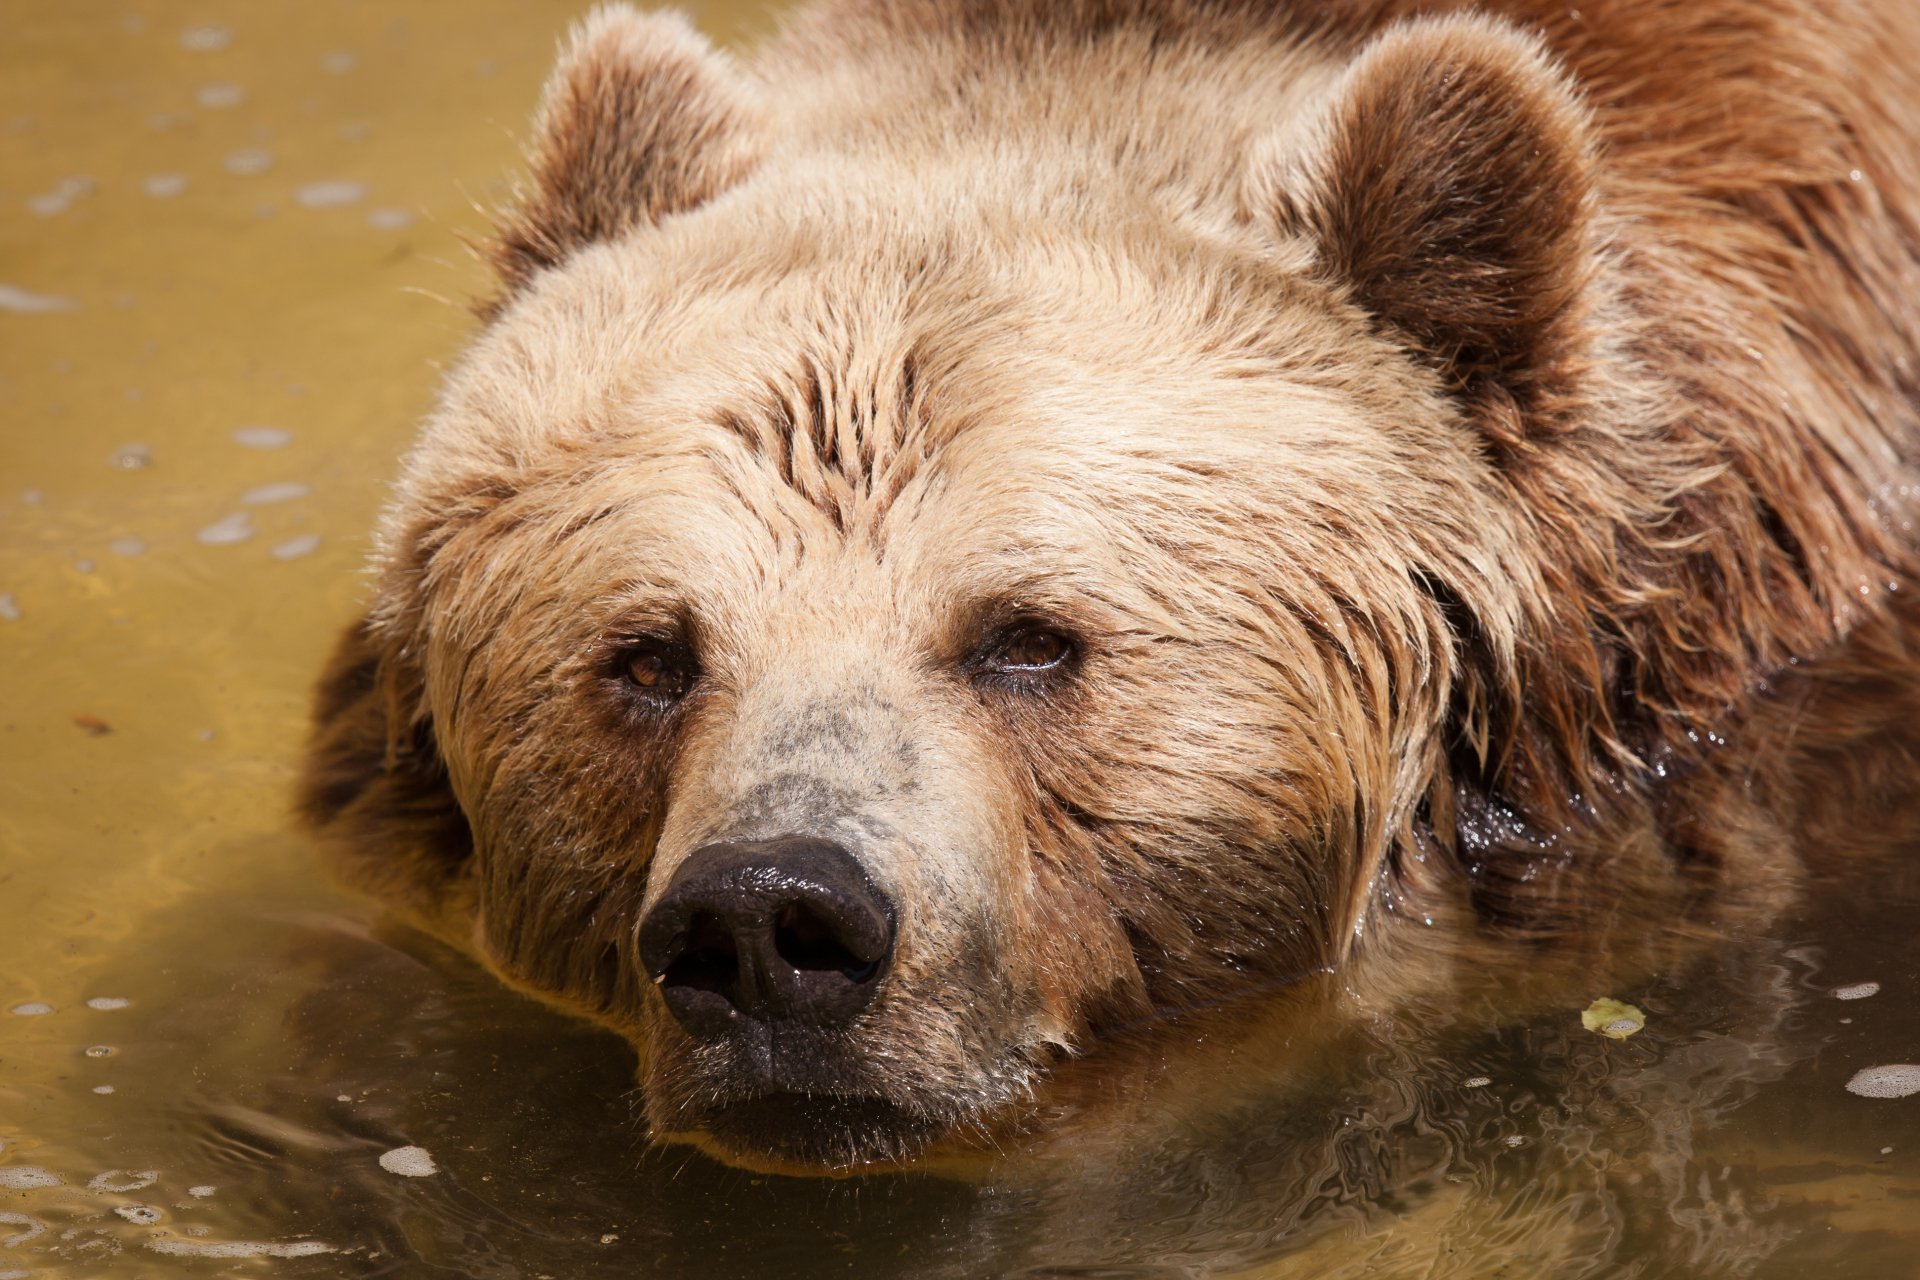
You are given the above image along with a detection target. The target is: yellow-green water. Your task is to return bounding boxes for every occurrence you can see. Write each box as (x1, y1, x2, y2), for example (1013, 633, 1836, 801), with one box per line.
(3, 3, 1919, 1276)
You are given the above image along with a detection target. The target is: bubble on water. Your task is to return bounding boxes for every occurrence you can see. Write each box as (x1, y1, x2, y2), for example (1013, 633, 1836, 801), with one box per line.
(149, 1238, 334, 1258)
(0, 284, 78, 314)
(9, 1001, 52, 1015)
(0, 1213, 48, 1247)
(22, 490, 46, 505)
(1834, 982, 1880, 1000)
(223, 148, 274, 176)
(110, 443, 153, 470)
(600, 1233, 619, 1244)
(84, 1045, 116, 1058)
(232, 425, 292, 449)
(335, 1094, 351, 1103)
(187, 1185, 215, 1197)
(1463, 1076, 1492, 1088)
(378, 1146, 437, 1177)
(115, 1205, 164, 1226)
(74, 558, 95, 574)
(25, 176, 92, 218)
(0, 1269, 29, 1279)
(0, 595, 19, 622)
(197, 513, 254, 546)
(1882, 1145, 1894, 1154)
(88, 1170, 156, 1192)
(1846, 1064, 1920, 1098)
(367, 207, 415, 231)
(142, 173, 187, 199)
(321, 50, 359, 74)
(86, 997, 131, 1010)
(92, 1085, 115, 1095)
(241, 481, 309, 505)
(0, 1168, 62, 1189)
(196, 82, 244, 109)
(108, 537, 145, 557)
(273, 535, 321, 561)
(295, 180, 367, 209)
(179, 25, 231, 52)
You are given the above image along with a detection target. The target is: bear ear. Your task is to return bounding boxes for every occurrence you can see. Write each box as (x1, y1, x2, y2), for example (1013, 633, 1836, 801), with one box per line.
(487, 5, 764, 299)
(1268, 17, 1598, 447)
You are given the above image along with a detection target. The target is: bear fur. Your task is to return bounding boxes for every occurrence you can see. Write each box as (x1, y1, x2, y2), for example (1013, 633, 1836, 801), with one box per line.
(301, 0, 1920, 1171)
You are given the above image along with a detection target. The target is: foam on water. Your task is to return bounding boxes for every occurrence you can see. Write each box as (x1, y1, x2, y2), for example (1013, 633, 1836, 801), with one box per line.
(148, 1238, 334, 1258)
(1846, 1065, 1920, 1099)
(379, 1145, 438, 1177)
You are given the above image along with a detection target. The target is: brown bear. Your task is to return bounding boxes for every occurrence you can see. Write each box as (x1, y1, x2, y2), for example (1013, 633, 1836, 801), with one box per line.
(301, 0, 1920, 1173)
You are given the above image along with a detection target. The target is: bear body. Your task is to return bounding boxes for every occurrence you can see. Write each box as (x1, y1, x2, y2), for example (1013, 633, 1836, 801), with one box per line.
(303, 0, 1920, 1171)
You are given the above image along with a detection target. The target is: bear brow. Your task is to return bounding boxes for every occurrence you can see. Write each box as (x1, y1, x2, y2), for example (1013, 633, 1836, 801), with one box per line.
(718, 346, 931, 532)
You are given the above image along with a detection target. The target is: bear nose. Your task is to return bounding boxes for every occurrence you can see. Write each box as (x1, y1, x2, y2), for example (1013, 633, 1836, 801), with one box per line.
(637, 837, 895, 1038)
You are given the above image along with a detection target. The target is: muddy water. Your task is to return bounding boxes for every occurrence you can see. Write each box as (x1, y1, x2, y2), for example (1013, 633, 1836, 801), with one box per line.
(3, 3, 1919, 1276)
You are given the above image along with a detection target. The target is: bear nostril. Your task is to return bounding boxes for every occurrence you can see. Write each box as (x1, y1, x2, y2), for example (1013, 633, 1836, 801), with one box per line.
(773, 902, 878, 981)
(661, 911, 739, 995)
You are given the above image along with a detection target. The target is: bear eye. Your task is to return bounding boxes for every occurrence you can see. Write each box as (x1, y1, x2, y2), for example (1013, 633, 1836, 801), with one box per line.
(975, 621, 1078, 684)
(617, 639, 697, 705)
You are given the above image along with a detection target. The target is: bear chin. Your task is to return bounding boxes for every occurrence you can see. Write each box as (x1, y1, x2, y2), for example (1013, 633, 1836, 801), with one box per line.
(667, 1093, 949, 1173)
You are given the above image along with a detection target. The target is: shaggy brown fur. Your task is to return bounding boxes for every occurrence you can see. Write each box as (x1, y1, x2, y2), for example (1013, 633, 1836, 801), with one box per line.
(302, 0, 1920, 1171)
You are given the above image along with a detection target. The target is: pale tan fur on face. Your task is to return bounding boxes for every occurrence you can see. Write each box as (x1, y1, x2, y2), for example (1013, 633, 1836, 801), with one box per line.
(301, 0, 1920, 1170)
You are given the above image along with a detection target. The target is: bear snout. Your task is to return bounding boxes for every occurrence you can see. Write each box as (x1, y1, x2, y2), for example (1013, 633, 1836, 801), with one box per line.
(638, 836, 897, 1039)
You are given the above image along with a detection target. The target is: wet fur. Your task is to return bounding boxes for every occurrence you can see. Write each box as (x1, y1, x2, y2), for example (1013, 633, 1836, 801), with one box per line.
(302, 0, 1920, 1169)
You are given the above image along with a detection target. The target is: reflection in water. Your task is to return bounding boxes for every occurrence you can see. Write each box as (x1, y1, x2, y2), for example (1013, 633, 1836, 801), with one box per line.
(3, 1, 1920, 1276)
(4, 838, 1917, 1277)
